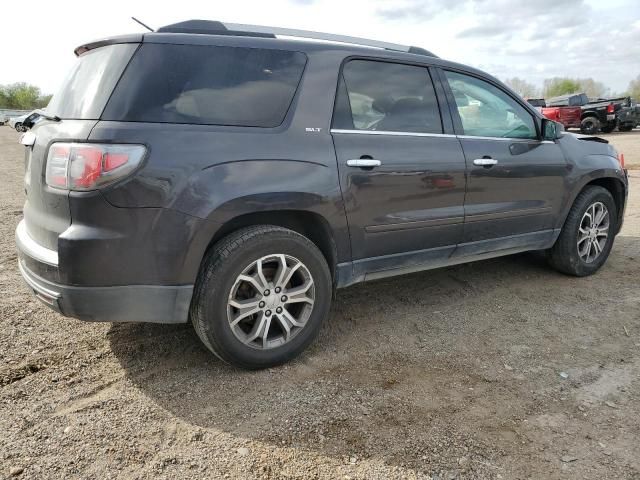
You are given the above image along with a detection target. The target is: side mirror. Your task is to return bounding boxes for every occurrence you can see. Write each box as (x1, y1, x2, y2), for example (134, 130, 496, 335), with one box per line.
(542, 118, 563, 140)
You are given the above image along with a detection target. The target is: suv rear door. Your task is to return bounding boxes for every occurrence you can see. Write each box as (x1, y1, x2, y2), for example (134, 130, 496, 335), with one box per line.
(438, 69, 569, 251)
(331, 59, 466, 274)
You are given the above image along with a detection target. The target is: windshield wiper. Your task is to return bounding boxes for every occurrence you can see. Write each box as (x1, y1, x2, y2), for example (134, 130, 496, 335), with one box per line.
(33, 109, 61, 122)
(23, 110, 61, 129)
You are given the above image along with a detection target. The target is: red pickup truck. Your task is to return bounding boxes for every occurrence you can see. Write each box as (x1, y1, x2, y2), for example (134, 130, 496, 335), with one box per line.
(526, 98, 582, 130)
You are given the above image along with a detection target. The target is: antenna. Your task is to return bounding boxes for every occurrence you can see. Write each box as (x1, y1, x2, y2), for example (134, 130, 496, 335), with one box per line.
(132, 17, 154, 32)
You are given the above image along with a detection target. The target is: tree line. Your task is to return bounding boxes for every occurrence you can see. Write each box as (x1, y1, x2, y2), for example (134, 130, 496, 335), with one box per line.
(0, 83, 52, 110)
(504, 75, 640, 100)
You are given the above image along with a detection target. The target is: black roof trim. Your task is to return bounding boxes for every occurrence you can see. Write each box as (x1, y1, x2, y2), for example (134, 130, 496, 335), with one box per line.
(157, 20, 275, 38)
(155, 20, 438, 58)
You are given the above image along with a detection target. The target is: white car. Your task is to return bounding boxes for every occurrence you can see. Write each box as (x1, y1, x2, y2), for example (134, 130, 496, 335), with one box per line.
(9, 114, 29, 132)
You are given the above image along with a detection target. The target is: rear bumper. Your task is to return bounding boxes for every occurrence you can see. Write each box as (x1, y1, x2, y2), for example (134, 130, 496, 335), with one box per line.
(16, 220, 193, 324)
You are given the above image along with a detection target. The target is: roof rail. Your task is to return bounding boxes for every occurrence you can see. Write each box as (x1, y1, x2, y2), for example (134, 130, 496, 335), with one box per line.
(157, 20, 438, 57)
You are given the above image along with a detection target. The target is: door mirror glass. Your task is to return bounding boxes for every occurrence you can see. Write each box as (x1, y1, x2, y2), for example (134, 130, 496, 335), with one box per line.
(542, 118, 563, 140)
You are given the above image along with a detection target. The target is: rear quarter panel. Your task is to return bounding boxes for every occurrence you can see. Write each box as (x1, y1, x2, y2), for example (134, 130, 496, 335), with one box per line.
(89, 49, 351, 272)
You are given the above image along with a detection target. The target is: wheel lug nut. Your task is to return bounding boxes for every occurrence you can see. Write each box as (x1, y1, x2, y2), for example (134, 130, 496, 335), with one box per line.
(276, 307, 283, 313)
(265, 310, 272, 316)
(259, 301, 265, 308)
(264, 289, 270, 296)
(275, 287, 281, 293)
(281, 295, 287, 302)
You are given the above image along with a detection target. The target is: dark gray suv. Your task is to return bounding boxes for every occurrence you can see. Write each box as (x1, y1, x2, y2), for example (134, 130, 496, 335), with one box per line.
(16, 20, 628, 368)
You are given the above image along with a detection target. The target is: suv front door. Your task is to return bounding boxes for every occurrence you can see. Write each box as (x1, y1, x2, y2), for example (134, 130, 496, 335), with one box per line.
(331, 59, 467, 277)
(440, 69, 569, 253)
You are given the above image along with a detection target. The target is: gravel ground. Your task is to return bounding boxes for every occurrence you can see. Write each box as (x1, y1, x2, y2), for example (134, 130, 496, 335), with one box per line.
(1, 125, 639, 479)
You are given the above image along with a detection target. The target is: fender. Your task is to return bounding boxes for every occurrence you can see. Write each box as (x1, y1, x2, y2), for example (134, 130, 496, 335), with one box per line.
(555, 162, 628, 233)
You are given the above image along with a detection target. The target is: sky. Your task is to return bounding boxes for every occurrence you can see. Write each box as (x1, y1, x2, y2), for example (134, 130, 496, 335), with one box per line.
(1, 0, 638, 96)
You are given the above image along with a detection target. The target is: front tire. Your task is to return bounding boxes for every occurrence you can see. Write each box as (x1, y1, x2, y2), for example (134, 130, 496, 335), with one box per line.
(547, 186, 617, 276)
(190, 225, 332, 369)
(14, 123, 23, 132)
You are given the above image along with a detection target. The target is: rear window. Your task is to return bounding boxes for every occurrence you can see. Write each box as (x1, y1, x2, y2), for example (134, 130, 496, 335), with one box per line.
(102, 44, 307, 127)
(47, 44, 138, 119)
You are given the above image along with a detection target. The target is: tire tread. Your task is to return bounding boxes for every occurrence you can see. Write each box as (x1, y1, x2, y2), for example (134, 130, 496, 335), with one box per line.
(548, 186, 616, 276)
(190, 225, 330, 368)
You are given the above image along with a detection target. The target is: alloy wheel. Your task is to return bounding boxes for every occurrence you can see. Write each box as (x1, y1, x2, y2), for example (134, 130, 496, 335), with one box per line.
(227, 254, 315, 349)
(577, 201, 610, 263)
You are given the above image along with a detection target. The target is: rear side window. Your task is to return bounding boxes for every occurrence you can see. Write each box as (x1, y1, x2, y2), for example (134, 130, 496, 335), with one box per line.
(333, 60, 442, 134)
(47, 44, 138, 120)
(103, 44, 307, 127)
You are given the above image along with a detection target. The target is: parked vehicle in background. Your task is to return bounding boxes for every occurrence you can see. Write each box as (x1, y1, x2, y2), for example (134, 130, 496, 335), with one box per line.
(526, 98, 546, 112)
(617, 98, 639, 132)
(527, 98, 581, 131)
(8, 114, 29, 132)
(0, 109, 31, 126)
(547, 93, 625, 135)
(15, 20, 628, 368)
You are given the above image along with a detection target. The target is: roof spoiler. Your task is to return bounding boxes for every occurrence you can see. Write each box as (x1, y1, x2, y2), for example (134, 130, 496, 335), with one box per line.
(74, 34, 144, 56)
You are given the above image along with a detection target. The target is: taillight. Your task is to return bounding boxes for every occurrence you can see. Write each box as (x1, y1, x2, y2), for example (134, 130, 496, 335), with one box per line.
(45, 143, 146, 191)
(607, 103, 615, 113)
(618, 153, 625, 169)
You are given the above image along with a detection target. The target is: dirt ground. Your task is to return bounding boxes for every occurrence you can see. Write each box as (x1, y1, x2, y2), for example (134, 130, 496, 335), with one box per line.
(596, 128, 640, 169)
(1, 125, 639, 480)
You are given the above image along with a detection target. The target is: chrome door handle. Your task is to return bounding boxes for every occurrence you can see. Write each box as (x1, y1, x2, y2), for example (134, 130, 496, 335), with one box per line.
(346, 159, 382, 168)
(473, 158, 498, 166)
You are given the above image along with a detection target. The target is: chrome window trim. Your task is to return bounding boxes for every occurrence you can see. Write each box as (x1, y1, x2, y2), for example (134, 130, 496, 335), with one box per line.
(457, 134, 553, 143)
(330, 129, 456, 139)
(330, 129, 555, 143)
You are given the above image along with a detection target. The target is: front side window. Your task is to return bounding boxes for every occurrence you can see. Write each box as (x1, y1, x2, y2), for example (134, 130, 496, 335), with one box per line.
(103, 44, 307, 127)
(444, 71, 537, 139)
(334, 60, 442, 134)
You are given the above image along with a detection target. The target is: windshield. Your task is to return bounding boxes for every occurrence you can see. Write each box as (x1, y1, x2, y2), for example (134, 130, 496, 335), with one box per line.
(47, 44, 137, 119)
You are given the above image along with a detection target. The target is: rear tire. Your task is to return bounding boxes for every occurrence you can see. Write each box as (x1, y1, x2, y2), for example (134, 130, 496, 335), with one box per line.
(618, 125, 633, 132)
(547, 186, 617, 276)
(190, 225, 332, 369)
(600, 124, 615, 134)
(580, 116, 600, 135)
(14, 123, 23, 132)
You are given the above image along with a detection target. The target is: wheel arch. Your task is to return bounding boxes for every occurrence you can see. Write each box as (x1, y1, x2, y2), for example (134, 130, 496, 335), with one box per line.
(201, 208, 343, 282)
(584, 177, 626, 233)
(560, 174, 627, 234)
(580, 112, 599, 121)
